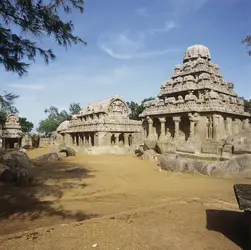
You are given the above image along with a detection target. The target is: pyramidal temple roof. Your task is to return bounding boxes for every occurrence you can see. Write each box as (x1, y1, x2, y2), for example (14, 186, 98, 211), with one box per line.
(139, 45, 250, 118)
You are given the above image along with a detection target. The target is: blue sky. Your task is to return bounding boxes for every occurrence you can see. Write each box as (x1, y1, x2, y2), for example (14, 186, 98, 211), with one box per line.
(1, 0, 251, 128)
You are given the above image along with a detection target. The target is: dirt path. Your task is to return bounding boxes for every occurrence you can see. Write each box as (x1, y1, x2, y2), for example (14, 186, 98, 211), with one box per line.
(0, 148, 250, 249)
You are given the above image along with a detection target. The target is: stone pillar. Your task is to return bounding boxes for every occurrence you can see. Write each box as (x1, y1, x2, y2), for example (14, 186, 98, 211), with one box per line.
(159, 117, 166, 138)
(94, 132, 99, 146)
(124, 134, 129, 146)
(79, 134, 83, 146)
(89, 134, 92, 146)
(114, 134, 119, 145)
(243, 118, 250, 130)
(213, 115, 220, 140)
(173, 116, 181, 138)
(189, 119, 195, 139)
(73, 134, 77, 145)
(147, 117, 153, 138)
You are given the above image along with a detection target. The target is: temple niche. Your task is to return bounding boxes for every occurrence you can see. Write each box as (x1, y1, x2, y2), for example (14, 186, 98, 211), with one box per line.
(139, 45, 250, 157)
(56, 96, 142, 149)
(2, 114, 23, 149)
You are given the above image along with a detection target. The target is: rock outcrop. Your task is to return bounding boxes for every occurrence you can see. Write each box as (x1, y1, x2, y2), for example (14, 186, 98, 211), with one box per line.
(57, 143, 76, 157)
(0, 151, 33, 186)
(158, 153, 251, 178)
(35, 152, 60, 162)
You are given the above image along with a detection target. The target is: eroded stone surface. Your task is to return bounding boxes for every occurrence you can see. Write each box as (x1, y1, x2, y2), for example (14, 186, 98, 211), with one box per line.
(139, 45, 250, 159)
(55, 96, 143, 153)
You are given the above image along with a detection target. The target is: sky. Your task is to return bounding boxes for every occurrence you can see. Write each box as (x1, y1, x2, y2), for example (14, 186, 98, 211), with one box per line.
(1, 0, 251, 128)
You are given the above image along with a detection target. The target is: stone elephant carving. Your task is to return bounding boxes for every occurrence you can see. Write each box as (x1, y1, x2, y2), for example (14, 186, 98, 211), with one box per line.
(31, 133, 40, 148)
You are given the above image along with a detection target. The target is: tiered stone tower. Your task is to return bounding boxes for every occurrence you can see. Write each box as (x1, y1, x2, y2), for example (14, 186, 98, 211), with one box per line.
(139, 45, 250, 156)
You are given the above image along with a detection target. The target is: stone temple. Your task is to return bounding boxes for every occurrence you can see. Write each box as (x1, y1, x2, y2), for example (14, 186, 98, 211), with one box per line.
(57, 96, 142, 149)
(139, 45, 250, 157)
(2, 114, 22, 149)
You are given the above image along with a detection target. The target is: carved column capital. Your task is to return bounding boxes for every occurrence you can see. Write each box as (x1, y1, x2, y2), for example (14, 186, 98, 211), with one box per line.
(172, 116, 181, 122)
(158, 117, 166, 123)
(146, 116, 153, 124)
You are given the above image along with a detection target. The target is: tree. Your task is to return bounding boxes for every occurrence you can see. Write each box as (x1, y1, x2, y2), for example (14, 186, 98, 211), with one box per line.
(0, 0, 86, 76)
(69, 102, 81, 116)
(242, 36, 251, 56)
(19, 117, 34, 133)
(127, 97, 155, 120)
(37, 106, 69, 134)
(244, 99, 251, 114)
(0, 91, 19, 122)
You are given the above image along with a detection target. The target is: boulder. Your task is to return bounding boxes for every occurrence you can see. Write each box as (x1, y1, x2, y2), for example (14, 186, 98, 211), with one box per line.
(19, 148, 27, 153)
(159, 153, 251, 179)
(31, 133, 40, 148)
(57, 143, 76, 157)
(23, 144, 31, 150)
(35, 152, 60, 162)
(141, 149, 159, 163)
(0, 151, 33, 185)
(61, 147, 76, 157)
(227, 130, 251, 155)
(57, 143, 67, 151)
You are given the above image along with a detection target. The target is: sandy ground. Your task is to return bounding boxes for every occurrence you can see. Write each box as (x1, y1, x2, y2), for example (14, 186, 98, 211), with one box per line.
(0, 147, 250, 249)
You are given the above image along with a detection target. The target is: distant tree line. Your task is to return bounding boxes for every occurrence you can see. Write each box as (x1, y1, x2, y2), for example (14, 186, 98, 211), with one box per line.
(126, 97, 155, 120)
(37, 103, 82, 135)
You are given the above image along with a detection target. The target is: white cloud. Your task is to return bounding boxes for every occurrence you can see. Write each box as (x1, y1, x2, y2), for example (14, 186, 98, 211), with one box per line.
(98, 29, 178, 60)
(149, 20, 176, 34)
(8, 84, 45, 90)
(101, 46, 178, 60)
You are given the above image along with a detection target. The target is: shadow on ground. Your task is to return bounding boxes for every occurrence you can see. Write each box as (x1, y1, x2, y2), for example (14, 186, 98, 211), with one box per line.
(206, 209, 248, 250)
(0, 158, 97, 235)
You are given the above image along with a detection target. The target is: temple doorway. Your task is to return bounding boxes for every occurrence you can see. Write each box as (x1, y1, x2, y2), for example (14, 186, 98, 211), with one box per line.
(118, 133, 125, 145)
(111, 134, 116, 144)
(165, 117, 175, 138)
(180, 116, 190, 141)
(128, 135, 132, 146)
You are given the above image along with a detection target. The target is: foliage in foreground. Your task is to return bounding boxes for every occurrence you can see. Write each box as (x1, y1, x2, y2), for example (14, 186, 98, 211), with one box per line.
(0, 91, 19, 122)
(242, 35, 251, 56)
(0, 0, 86, 76)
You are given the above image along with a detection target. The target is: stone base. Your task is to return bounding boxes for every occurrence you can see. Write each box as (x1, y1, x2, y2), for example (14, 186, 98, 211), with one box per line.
(201, 140, 224, 155)
(176, 139, 201, 155)
(144, 138, 157, 150)
(82, 146, 134, 155)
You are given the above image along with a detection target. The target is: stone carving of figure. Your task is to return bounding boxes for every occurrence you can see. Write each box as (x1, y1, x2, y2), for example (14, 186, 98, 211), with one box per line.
(165, 97, 176, 104)
(206, 117, 213, 139)
(204, 90, 210, 100)
(185, 91, 197, 102)
(209, 90, 219, 99)
(177, 95, 184, 103)
(197, 91, 205, 103)
(174, 65, 182, 75)
(183, 62, 192, 71)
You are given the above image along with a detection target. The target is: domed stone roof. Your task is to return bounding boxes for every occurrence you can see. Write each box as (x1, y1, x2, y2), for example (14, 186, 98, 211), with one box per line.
(56, 120, 70, 132)
(183, 45, 211, 62)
